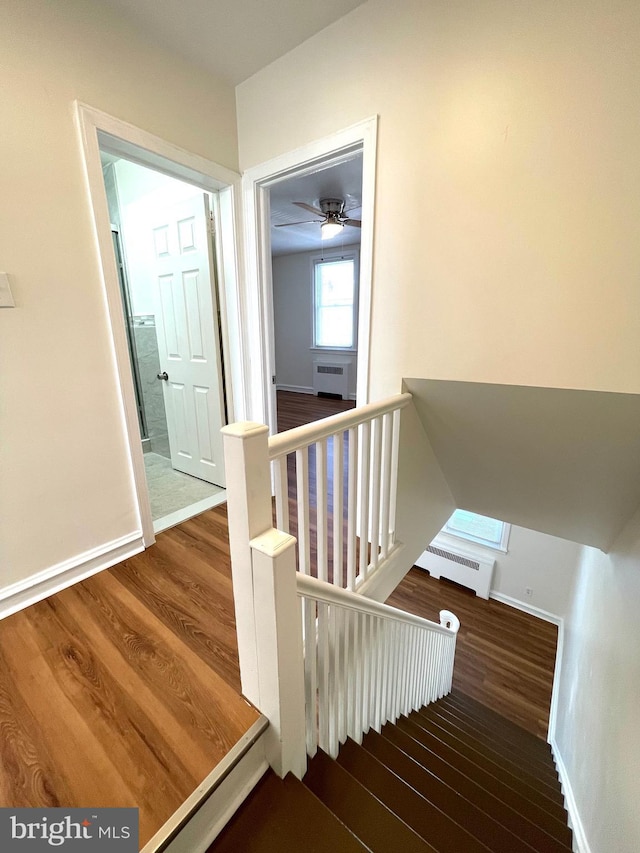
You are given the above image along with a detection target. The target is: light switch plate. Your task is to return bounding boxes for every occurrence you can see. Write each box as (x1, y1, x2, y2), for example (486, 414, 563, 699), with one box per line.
(0, 272, 15, 307)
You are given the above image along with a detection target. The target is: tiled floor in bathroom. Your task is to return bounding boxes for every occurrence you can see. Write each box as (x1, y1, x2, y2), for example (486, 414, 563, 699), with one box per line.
(143, 452, 225, 521)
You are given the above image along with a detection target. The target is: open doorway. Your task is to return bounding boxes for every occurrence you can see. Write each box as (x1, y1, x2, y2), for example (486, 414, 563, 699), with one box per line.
(269, 155, 361, 431)
(100, 153, 227, 530)
(241, 117, 377, 435)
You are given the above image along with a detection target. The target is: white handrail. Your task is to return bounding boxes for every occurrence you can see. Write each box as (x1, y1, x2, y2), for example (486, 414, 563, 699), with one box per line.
(268, 392, 412, 459)
(297, 574, 459, 636)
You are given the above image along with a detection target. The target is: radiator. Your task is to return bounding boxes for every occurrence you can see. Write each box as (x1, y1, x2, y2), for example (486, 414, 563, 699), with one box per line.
(312, 359, 350, 399)
(415, 544, 495, 599)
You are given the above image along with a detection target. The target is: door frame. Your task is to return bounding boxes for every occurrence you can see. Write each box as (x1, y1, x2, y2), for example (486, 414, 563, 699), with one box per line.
(241, 116, 378, 433)
(76, 102, 245, 546)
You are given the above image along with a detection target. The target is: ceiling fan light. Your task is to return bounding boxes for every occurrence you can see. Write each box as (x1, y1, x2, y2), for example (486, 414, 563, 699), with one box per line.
(321, 220, 343, 240)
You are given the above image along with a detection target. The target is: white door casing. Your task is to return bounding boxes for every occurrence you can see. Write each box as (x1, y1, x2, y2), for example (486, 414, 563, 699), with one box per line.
(151, 194, 226, 486)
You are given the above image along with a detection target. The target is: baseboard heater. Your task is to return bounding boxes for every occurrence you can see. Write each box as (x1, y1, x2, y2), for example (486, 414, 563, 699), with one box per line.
(312, 359, 350, 399)
(415, 544, 495, 599)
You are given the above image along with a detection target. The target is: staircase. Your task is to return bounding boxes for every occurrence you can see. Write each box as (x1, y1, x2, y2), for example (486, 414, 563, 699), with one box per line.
(208, 690, 572, 853)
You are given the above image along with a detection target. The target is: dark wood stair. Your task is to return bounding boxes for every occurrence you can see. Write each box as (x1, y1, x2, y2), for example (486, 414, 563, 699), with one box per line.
(208, 690, 572, 852)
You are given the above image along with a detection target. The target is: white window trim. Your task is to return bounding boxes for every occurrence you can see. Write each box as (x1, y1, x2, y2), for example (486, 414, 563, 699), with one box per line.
(310, 249, 359, 352)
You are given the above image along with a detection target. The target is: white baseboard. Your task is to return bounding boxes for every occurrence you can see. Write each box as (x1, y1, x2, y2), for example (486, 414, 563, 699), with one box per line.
(0, 532, 144, 620)
(489, 590, 562, 625)
(550, 736, 591, 853)
(276, 384, 314, 394)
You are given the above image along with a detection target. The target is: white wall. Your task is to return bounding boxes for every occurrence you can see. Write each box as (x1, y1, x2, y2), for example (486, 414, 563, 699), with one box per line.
(0, 0, 237, 588)
(272, 246, 359, 398)
(432, 524, 581, 618)
(491, 526, 580, 618)
(553, 511, 640, 852)
(237, 0, 640, 398)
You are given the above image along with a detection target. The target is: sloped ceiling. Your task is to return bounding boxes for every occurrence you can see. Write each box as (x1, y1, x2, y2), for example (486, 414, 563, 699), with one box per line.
(404, 378, 640, 552)
(101, 0, 367, 84)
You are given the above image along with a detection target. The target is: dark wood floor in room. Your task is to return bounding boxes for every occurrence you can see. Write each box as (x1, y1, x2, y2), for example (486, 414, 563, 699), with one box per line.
(387, 569, 558, 740)
(276, 390, 355, 432)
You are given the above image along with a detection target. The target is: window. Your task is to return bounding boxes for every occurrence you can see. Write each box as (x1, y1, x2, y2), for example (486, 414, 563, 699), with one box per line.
(313, 255, 357, 349)
(442, 509, 510, 552)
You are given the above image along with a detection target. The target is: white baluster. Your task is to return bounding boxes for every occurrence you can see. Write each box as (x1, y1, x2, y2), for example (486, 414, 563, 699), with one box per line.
(346, 427, 358, 591)
(387, 408, 401, 549)
(354, 611, 364, 741)
(379, 411, 394, 559)
(316, 439, 328, 582)
(369, 416, 383, 572)
(303, 596, 318, 757)
(358, 421, 371, 584)
(317, 601, 329, 752)
(332, 432, 344, 587)
(274, 455, 290, 533)
(296, 447, 310, 574)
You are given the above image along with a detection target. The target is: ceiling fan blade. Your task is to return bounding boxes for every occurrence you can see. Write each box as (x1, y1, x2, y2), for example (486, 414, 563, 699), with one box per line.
(274, 219, 323, 227)
(344, 218, 361, 228)
(293, 201, 325, 216)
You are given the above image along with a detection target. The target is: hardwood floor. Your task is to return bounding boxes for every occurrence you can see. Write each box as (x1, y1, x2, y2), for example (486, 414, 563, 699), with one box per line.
(387, 569, 558, 740)
(0, 504, 258, 847)
(0, 390, 556, 845)
(276, 390, 355, 432)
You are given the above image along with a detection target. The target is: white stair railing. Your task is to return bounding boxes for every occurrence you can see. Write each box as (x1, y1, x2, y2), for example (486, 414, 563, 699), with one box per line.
(298, 573, 460, 760)
(268, 393, 412, 590)
(221, 396, 460, 780)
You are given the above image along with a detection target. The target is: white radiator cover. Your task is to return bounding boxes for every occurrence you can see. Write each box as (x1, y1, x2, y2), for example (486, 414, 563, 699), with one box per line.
(312, 358, 350, 399)
(415, 541, 495, 599)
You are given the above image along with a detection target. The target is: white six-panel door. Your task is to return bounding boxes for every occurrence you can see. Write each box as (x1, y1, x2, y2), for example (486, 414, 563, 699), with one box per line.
(151, 194, 226, 486)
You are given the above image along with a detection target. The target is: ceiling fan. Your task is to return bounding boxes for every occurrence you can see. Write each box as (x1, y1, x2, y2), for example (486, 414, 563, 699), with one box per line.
(275, 197, 361, 239)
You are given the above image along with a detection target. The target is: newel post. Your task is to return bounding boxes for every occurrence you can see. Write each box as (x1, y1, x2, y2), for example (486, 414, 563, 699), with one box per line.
(251, 529, 307, 779)
(221, 422, 273, 706)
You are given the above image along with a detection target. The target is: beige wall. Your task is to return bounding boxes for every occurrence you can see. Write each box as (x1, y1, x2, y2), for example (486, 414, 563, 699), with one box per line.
(237, 0, 640, 398)
(554, 512, 640, 852)
(0, 0, 237, 586)
(491, 525, 580, 618)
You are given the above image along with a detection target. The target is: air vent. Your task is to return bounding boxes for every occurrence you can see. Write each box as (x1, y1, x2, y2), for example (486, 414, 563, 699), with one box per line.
(416, 543, 495, 599)
(426, 545, 480, 571)
(313, 359, 350, 399)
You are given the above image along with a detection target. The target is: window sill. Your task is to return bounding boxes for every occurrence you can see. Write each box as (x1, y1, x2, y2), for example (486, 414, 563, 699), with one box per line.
(310, 347, 357, 354)
(431, 531, 509, 557)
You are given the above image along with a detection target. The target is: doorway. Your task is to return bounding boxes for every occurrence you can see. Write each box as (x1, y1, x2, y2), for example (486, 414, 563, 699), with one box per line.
(270, 155, 362, 431)
(241, 117, 377, 435)
(78, 103, 245, 547)
(100, 153, 227, 530)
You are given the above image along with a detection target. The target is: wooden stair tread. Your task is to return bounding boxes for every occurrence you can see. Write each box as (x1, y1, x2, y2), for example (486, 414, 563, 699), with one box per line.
(418, 705, 562, 791)
(448, 689, 553, 749)
(375, 724, 571, 852)
(304, 747, 437, 853)
(209, 770, 368, 852)
(395, 716, 572, 845)
(436, 697, 557, 771)
(337, 738, 492, 853)
(408, 711, 567, 818)
(360, 728, 539, 853)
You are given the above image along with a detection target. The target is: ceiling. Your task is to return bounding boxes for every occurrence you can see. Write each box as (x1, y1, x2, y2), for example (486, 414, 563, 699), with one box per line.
(270, 154, 363, 256)
(101, 0, 367, 85)
(405, 378, 640, 552)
